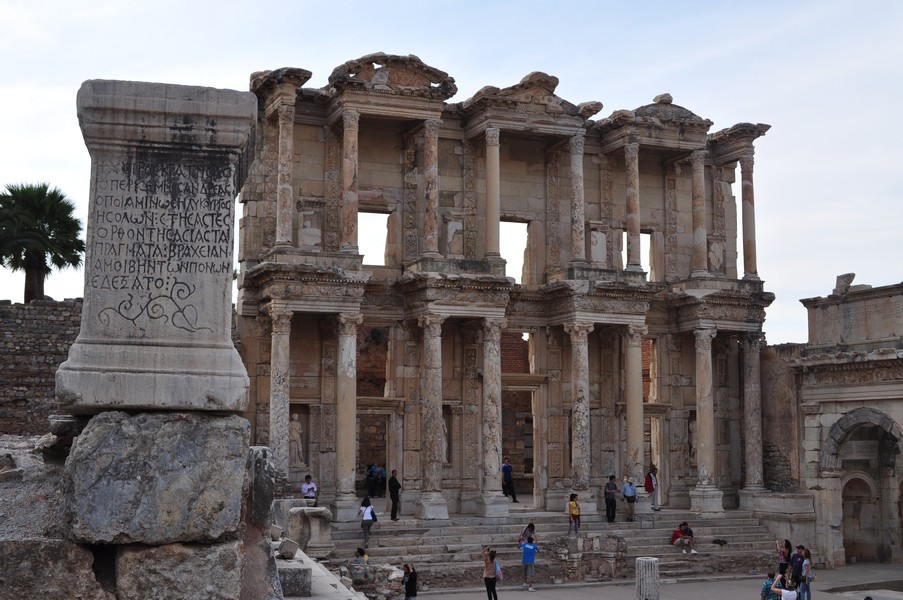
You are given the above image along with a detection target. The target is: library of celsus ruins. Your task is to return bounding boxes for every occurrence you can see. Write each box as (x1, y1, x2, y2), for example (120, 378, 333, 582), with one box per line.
(235, 53, 776, 522)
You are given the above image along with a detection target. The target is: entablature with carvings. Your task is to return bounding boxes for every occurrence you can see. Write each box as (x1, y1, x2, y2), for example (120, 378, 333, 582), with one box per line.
(398, 271, 513, 321)
(662, 287, 773, 333)
(595, 94, 713, 154)
(244, 262, 369, 314)
(708, 122, 770, 164)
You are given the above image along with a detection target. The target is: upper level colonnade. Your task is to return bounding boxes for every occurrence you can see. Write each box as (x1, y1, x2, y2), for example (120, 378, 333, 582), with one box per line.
(239, 55, 769, 289)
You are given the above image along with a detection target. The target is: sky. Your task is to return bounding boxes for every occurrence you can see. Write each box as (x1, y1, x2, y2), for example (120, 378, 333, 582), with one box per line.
(1, 0, 901, 344)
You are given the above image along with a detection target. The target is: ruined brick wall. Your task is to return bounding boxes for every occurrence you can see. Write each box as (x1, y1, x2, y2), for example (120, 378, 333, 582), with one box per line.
(761, 343, 804, 491)
(0, 299, 83, 435)
(501, 332, 529, 373)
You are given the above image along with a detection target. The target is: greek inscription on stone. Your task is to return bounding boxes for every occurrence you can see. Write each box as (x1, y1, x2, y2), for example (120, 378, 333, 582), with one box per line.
(90, 158, 234, 333)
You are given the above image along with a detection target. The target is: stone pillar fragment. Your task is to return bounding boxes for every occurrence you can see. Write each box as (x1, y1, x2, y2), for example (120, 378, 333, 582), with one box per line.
(422, 119, 442, 257)
(419, 314, 449, 519)
(334, 312, 362, 522)
(690, 149, 709, 277)
(569, 133, 587, 265)
(564, 321, 594, 491)
(341, 109, 360, 253)
(56, 80, 254, 413)
(269, 308, 292, 481)
(635, 557, 660, 600)
(739, 153, 759, 280)
(485, 128, 501, 257)
(476, 318, 509, 517)
(689, 327, 723, 516)
(624, 143, 642, 271)
(274, 103, 296, 249)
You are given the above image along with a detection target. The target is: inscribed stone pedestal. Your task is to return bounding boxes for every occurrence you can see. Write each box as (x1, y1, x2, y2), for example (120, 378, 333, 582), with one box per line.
(56, 80, 256, 413)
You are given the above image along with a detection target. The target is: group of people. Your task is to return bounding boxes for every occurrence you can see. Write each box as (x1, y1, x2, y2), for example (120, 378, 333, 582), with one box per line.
(481, 522, 542, 600)
(358, 469, 403, 546)
(366, 463, 388, 497)
(670, 522, 698, 554)
(761, 541, 814, 600)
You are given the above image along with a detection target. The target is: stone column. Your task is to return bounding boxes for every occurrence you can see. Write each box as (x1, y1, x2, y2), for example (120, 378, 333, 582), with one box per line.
(739, 153, 759, 280)
(739, 333, 765, 499)
(564, 322, 594, 494)
(624, 142, 642, 271)
(625, 325, 647, 486)
(341, 109, 360, 253)
(635, 557, 660, 600)
(569, 133, 587, 265)
(476, 318, 509, 517)
(274, 103, 297, 249)
(422, 119, 442, 257)
(485, 128, 501, 257)
(690, 149, 709, 277)
(269, 308, 293, 484)
(419, 314, 449, 519)
(689, 327, 723, 516)
(333, 312, 362, 521)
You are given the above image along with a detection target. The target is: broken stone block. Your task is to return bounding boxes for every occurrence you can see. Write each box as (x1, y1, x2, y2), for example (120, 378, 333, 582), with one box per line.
(66, 411, 250, 544)
(240, 446, 282, 600)
(0, 538, 115, 599)
(277, 559, 312, 597)
(271, 524, 284, 541)
(285, 506, 334, 559)
(116, 541, 243, 600)
(277, 537, 299, 559)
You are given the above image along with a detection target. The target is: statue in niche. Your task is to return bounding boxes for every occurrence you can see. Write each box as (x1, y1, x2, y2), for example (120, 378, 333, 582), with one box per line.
(289, 413, 305, 468)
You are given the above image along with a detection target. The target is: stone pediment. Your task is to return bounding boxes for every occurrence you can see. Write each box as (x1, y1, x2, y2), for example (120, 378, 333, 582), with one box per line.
(460, 71, 602, 121)
(596, 93, 713, 153)
(327, 52, 457, 100)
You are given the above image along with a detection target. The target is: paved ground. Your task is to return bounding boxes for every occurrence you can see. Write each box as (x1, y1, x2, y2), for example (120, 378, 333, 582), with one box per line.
(420, 563, 903, 600)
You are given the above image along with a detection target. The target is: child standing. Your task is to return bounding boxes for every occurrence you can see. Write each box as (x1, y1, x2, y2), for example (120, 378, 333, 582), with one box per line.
(567, 493, 581, 536)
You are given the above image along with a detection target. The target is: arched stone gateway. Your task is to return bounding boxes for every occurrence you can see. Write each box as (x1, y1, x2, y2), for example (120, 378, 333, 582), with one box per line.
(820, 407, 903, 472)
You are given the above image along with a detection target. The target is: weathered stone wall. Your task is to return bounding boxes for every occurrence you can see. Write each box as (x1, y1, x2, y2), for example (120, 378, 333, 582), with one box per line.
(761, 343, 804, 491)
(0, 298, 82, 435)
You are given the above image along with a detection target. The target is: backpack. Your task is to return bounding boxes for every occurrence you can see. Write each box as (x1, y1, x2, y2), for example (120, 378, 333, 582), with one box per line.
(495, 560, 503, 580)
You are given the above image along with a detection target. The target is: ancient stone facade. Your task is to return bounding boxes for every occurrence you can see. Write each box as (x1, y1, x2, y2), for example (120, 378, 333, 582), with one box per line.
(236, 53, 774, 521)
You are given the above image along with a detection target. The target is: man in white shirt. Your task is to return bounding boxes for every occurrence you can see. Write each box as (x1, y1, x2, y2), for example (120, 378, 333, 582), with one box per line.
(301, 474, 319, 505)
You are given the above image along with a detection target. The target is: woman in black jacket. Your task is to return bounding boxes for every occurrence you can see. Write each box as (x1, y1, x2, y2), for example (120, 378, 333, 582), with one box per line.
(402, 564, 417, 600)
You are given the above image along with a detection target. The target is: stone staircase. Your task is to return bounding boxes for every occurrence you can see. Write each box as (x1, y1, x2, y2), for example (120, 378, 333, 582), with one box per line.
(322, 504, 776, 588)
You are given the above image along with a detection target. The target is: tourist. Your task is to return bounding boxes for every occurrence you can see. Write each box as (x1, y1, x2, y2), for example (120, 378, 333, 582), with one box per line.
(359, 496, 376, 546)
(366, 464, 378, 497)
(354, 547, 369, 565)
(519, 535, 538, 591)
(501, 456, 518, 503)
(790, 545, 805, 588)
(776, 539, 792, 576)
(644, 465, 659, 511)
(567, 493, 580, 536)
(622, 479, 637, 522)
(771, 574, 799, 600)
(518, 522, 536, 544)
(671, 521, 697, 554)
(799, 548, 813, 600)
(761, 570, 781, 600)
(481, 545, 499, 600)
(300, 474, 318, 505)
(604, 475, 619, 523)
(377, 464, 387, 497)
(402, 563, 417, 600)
(389, 469, 402, 521)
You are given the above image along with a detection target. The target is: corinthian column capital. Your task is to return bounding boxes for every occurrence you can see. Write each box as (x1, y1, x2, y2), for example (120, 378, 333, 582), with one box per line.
(569, 132, 585, 156)
(626, 324, 648, 345)
(485, 127, 500, 146)
(564, 321, 594, 344)
(419, 314, 445, 338)
(424, 118, 442, 138)
(342, 108, 360, 131)
(482, 318, 507, 341)
(694, 327, 717, 350)
(337, 312, 363, 336)
(268, 308, 292, 335)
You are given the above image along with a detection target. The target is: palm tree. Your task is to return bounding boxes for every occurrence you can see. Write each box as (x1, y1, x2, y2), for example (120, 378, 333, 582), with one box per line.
(0, 183, 85, 303)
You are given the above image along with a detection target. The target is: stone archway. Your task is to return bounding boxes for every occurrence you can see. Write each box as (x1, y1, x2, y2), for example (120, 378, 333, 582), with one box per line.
(819, 407, 903, 471)
(841, 473, 880, 563)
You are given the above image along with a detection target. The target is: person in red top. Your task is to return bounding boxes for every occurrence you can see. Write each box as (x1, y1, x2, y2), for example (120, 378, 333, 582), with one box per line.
(644, 466, 659, 511)
(671, 521, 697, 554)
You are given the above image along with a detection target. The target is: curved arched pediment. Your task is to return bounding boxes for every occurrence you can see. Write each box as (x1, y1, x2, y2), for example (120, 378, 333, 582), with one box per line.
(328, 52, 457, 100)
(461, 71, 602, 120)
(820, 406, 903, 471)
(632, 93, 713, 129)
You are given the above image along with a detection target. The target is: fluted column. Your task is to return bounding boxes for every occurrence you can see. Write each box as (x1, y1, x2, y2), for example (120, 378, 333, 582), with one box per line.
(739, 153, 759, 280)
(485, 128, 501, 257)
(569, 133, 587, 265)
(335, 313, 362, 507)
(269, 308, 293, 481)
(341, 109, 360, 253)
(274, 104, 296, 249)
(477, 318, 509, 516)
(564, 321, 594, 491)
(690, 149, 709, 277)
(625, 142, 642, 271)
(422, 119, 442, 257)
(741, 333, 765, 490)
(694, 327, 717, 485)
(625, 324, 647, 485)
(419, 314, 449, 519)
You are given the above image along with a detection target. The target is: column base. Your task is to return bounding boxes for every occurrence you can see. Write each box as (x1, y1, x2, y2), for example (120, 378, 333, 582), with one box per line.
(738, 486, 767, 510)
(690, 269, 713, 278)
(418, 491, 449, 520)
(633, 494, 655, 516)
(475, 491, 510, 518)
(570, 489, 598, 514)
(742, 272, 761, 281)
(689, 485, 724, 517)
(330, 493, 361, 523)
